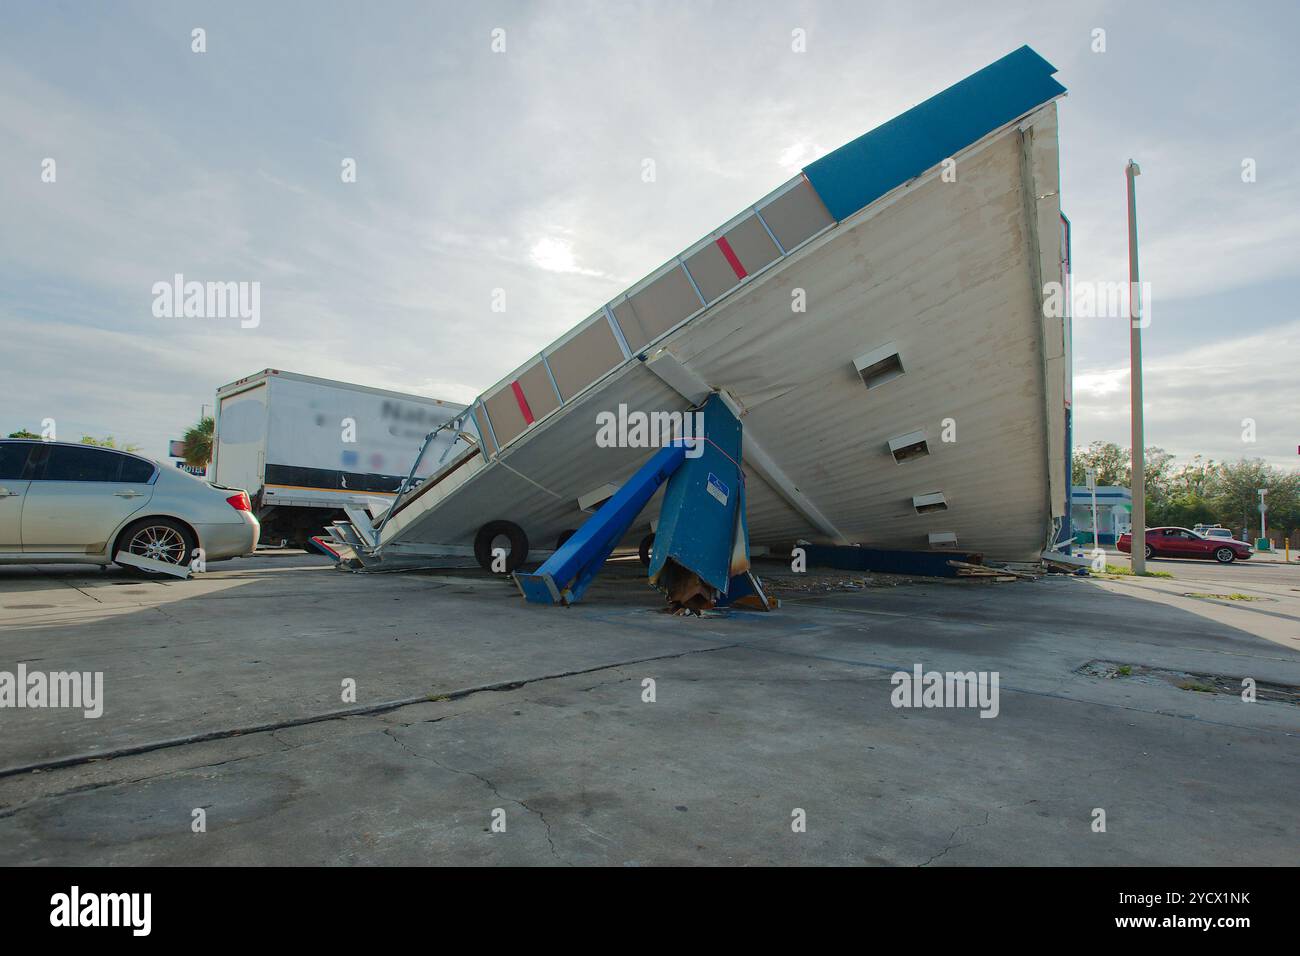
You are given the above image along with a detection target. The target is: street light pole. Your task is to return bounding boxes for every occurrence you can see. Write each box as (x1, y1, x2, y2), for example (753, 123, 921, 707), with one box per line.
(1259, 488, 1268, 546)
(1126, 160, 1146, 573)
(1087, 467, 1099, 555)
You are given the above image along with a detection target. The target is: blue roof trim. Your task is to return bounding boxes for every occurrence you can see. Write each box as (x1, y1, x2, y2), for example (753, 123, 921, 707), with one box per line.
(803, 46, 1066, 222)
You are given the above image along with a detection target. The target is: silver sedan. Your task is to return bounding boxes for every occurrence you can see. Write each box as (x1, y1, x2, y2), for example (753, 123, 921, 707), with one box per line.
(0, 439, 258, 572)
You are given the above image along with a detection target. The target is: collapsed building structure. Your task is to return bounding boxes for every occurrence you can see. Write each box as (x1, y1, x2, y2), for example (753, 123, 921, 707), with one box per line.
(328, 46, 1073, 575)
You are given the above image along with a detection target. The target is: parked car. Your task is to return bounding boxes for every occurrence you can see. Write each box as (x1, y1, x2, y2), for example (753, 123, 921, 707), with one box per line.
(1117, 526, 1253, 563)
(1193, 524, 1237, 540)
(0, 439, 258, 572)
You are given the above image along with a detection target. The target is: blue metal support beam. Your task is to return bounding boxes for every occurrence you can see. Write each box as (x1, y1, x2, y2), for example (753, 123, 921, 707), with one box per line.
(514, 442, 688, 605)
(516, 394, 773, 612)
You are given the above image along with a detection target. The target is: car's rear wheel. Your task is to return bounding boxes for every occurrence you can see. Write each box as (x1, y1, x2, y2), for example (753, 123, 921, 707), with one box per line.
(1214, 547, 1236, 564)
(1143, 544, 1154, 560)
(115, 517, 196, 575)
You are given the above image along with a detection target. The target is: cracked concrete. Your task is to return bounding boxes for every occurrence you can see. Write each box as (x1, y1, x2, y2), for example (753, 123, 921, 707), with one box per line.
(384, 725, 564, 863)
(1, 553, 1297, 865)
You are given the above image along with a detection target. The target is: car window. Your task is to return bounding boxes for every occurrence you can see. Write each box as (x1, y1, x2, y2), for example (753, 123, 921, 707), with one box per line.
(40, 445, 126, 482)
(120, 456, 156, 483)
(0, 442, 32, 480)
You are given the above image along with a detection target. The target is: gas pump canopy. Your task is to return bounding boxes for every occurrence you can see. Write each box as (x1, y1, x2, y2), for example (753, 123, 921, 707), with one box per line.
(336, 45, 1073, 569)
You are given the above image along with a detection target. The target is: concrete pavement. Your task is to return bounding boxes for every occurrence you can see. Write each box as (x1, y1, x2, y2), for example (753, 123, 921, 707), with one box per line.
(0, 553, 1296, 865)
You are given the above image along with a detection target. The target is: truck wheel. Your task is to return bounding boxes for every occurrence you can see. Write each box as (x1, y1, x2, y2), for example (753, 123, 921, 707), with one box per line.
(639, 533, 655, 566)
(474, 520, 529, 572)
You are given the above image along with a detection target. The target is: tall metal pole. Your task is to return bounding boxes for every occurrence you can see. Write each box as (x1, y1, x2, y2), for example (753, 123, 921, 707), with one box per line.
(1087, 467, 1099, 554)
(1126, 160, 1146, 573)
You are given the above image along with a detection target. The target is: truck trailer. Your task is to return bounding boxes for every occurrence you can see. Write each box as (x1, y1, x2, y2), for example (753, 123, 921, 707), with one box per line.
(212, 369, 466, 546)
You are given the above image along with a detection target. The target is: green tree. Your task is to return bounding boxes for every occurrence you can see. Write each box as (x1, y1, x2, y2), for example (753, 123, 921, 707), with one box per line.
(80, 435, 141, 453)
(1209, 459, 1300, 536)
(1144, 448, 1176, 507)
(1169, 455, 1217, 498)
(1150, 493, 1217, 529)
(180, 416, 214, 468)
(7, 429, 40, 439)
(1072, 442, 1173, 500)
(1072, 441, 1128, 487)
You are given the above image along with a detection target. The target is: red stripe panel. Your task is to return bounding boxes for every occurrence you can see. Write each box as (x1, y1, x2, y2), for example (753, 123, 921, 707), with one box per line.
(716, 235, 747, 280)
(510, 380, 535, 425)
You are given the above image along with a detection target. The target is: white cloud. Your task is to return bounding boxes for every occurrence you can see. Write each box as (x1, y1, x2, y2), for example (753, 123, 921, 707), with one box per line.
(528, 237, 604, 277)
(776, 141, 829, 172)
(1073, 320, 1300, 466)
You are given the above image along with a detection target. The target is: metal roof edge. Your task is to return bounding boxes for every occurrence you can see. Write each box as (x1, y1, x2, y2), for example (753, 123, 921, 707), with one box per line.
(216, 368, 467, 408)
(802, 45, 1067, 221)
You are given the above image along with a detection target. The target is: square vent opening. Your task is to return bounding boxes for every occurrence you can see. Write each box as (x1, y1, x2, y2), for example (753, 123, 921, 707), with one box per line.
(928, 531, 958, 549)
(888, 429, 929, 463)
(854, 343, 905, 390)
(912, 491, 948, 515)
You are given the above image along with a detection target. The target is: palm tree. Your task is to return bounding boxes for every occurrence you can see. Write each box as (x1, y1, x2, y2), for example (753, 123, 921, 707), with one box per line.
(181, 416, 214, 469)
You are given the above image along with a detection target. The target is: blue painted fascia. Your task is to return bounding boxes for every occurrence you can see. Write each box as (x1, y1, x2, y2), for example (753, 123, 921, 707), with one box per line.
(803, 45, 1066, 222)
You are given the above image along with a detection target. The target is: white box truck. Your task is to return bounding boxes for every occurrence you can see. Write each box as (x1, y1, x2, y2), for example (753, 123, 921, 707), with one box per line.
(213, 369, 467, 546)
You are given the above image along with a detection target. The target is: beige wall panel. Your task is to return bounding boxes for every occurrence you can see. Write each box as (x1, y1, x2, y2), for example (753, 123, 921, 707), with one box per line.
(722, 215, 781, 274)
(624, 268, 701, 349)
(683, 243, 739, 302)
(482, 383, 529, 447)
(469, 406, 491, 449)
(517, 361, 560, 420)
(610, 301, 641, 352)
(547, 317, 625, 400)
(761, 179, 835, 251)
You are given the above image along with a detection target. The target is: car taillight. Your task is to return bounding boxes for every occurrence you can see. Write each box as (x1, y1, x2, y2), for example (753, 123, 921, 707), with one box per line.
(226, 492, 251, 512)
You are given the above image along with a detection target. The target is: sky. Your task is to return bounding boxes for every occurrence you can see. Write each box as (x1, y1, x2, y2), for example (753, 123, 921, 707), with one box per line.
(2, 0, 1297, 468)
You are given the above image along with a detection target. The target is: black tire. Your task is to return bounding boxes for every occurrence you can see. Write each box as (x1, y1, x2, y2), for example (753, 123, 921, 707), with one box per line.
(1143, 544, 1154, 560)
(474, 520, 529, 572)
(555, 529, 577, 551)
(1214, 547, 1236, 564)
(114, 516, 197, 575)
(638, 533, 655, 566)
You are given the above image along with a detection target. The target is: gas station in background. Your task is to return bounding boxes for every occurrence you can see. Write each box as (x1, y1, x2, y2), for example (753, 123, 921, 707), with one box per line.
(1070, 486, 1131, 545)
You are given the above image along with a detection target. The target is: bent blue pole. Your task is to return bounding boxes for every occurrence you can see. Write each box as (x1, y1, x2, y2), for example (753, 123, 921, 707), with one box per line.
(514, 442, 689, 605)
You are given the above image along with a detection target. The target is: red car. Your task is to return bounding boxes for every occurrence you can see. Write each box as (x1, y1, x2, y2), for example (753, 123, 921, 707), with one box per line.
(1117, 527, 1253, 564)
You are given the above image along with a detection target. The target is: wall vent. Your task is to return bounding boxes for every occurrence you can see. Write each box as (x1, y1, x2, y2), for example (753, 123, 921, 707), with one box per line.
(853, 343, 905, 389)
(928, 531, 958, 548)
(888, 429, 929, 463)
(913, 491, 948, 515)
